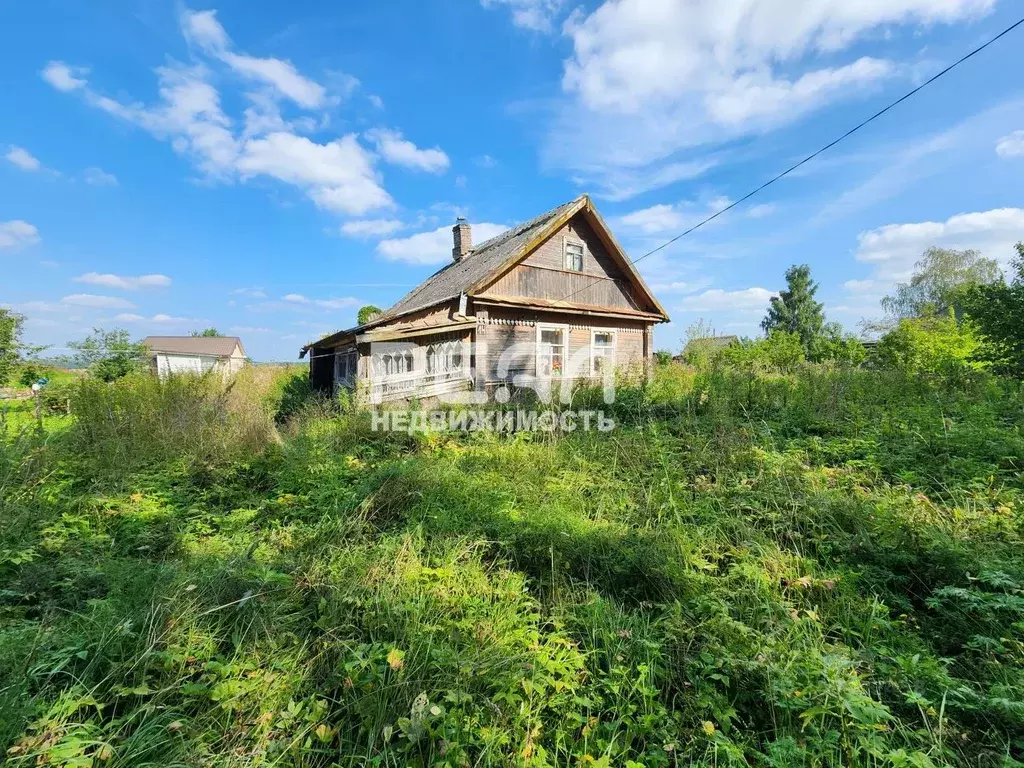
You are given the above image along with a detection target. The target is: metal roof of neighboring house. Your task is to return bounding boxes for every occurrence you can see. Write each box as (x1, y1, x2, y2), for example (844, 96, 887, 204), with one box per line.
(143, 336, 245, 357)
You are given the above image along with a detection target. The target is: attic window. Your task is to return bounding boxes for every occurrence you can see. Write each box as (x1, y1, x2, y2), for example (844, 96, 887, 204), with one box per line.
(564, 241, 584, 272)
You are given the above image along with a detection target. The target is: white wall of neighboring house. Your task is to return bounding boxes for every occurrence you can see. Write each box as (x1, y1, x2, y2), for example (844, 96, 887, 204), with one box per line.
(152, 344, 246, 380)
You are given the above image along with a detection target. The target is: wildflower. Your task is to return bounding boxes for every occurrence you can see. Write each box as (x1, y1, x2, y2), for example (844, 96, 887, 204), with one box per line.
(702, 721, 716, 736)
(386, 648, 405, 671)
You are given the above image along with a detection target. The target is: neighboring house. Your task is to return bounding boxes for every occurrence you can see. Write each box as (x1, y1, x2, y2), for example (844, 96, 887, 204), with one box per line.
(302, 195, 670, 403)
(679, 335, 739, 360)
(144, 336, 247, 379)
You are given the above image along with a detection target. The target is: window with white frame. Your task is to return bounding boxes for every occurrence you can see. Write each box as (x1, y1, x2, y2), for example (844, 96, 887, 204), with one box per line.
(537, 325, 567, 377)
(591, 330, 616, 375)
(425, 339, 464, 377)
(374, 348, 415, 378)
(564, 241, 584, 272)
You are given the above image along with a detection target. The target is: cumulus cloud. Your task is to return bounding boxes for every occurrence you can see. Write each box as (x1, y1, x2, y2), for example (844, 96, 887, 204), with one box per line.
(40, 10, 401, 220)
(480, 0, 566, 32)
(181, 9, 327, 108)
(61, 294, 137, 310)
(366, 128, 450, 173)
(238, 132, 392, 215)
(340, 218, 406, 238)
(679, 287, 775, 313)
(855, 207, 1024, 280)
(73, 272, 172, 290)
(548, 0, 993, 198)
(377, 223, 509, 265)
(0, 221, 41, 250)
(996, 130, 1024, 158)
(5, 146, 41, 172)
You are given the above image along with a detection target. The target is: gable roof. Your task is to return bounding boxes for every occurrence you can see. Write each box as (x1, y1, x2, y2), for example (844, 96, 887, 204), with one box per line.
(382, 196, 583, 319)
(144, 336, 244, 357)
(302, 194, 668, 354)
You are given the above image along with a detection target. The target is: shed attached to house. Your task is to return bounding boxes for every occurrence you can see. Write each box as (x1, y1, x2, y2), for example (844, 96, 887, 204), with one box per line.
(144, 336, 247, 379)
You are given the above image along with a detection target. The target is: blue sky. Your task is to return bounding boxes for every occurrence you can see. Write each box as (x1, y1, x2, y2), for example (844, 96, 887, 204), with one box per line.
(3, 0, 1023, 360)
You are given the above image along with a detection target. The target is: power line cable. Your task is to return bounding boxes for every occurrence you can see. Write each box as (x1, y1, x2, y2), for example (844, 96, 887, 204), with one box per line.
(554, 13, 1024, 306)
(303, 14, 1024, 362)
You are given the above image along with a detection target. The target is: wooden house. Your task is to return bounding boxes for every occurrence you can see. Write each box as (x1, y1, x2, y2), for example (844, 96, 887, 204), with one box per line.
(301, 195, 669, 403)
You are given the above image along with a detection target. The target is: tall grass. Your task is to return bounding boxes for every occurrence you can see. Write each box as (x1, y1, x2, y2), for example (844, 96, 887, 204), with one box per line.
(1, 362, 1022, 766)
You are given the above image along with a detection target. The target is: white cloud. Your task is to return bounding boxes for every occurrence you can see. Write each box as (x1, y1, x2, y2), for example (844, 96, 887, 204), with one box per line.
(480, 0, 566, 32)
(61, 293, 137, 310)
(42, 11, 392, 219)
(366, 128, 450, 173)
(115, 312, 199, 324)
(181, 9, 327, 108)
(41, 61, 87, 92)
(0, 220, 40, 250)
(705, 57, 893, 127)
(340, 218, 406, 238)
(616, 196, 731, 235)
(843, 278, 878, 293)
(996, 130, 1024, 158)
(276, 293, 362, 310)
(648, 278, 714, 294)
(679, 287, 775, 313)
(239, 131, 392, 215)
(5, 146, 41, 172)
(547, 0, 993, 198)
(232, 287, 267, 298)
(73, 272, 172, 290)
(48, 61, 241, 179)
(377, 223, 509, 265)
(83, 167, 118, 186)
(474, 154, 498, 168)
(855, 207, 1024, 280)
(229, 325, 271, 333)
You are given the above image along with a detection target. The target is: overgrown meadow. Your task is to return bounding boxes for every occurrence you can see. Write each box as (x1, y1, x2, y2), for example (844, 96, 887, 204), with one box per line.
(1, 362, 1022, 767)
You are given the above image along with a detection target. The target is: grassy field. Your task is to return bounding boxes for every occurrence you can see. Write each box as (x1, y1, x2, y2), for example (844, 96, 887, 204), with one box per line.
(0, 366, 82, 433)
(1, 363, 1022, 767)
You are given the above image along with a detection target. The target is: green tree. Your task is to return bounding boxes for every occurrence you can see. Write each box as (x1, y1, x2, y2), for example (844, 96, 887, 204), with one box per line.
(881, 247, 1000, 320)
(873, 311, 985, 380)
(0, 309, 25, 387)
(809, 322, 867, 366)
(68, 328, 148, 382)
(962, 243, 1024, 377)
(357, 305, 382, 325)
(191, 327, 221, 337)
(761, 264, 824, 352)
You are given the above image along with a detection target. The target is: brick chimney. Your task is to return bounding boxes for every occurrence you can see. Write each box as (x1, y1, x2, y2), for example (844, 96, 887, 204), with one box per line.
(452, 218, 471, 261)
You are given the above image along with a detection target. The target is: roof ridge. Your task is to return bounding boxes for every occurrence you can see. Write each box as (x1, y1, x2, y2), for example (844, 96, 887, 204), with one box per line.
(375, 195, 585, 322)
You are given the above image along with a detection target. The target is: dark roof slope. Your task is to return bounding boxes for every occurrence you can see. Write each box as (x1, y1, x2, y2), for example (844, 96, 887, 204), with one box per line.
(682, 335, 739, 355)
(381, 196, 584, 319)
(143, 336, 244, 357)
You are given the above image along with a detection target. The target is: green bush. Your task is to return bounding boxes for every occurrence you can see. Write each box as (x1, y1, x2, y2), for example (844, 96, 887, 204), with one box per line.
(873, 313, 986, 381)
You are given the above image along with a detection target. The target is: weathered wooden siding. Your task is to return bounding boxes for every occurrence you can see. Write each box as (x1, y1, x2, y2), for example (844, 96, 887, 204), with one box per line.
(474, 307, 650, 384)
(483, 215, 643, 311)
